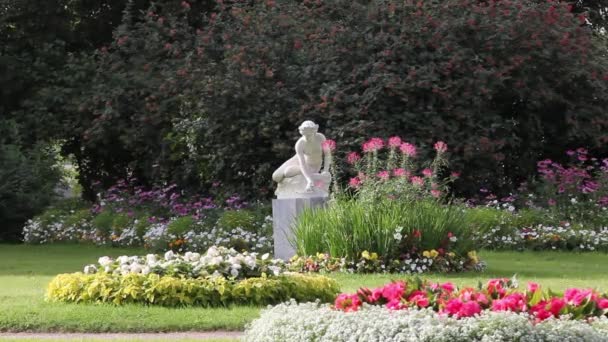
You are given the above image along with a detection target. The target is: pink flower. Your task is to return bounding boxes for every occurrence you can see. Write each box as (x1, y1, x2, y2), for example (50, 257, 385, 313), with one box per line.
(441, 282, 456, 294)
(451, 171, 461, 178)
(597, 298, 608, 310)
(362, 138, 384, 152)
(377, 171, 390, 180)
(388, 136, 402, 148)
(422, 168, 433, 178)
(530, 302, 553, 321)
(444, 299, 481, 318)
(564, 288, 595, 306)
(386, 298, 406, 310)
(460, 301, 482, 317)
(547, 297, 566, 317)
(393, 168, 408, 177)
(349, 177, 362, 188)
(434, 141, 448, 153)
(430, 189, 441, 198)
(527, 282, 540, 293)
(334, 293, 361, 312)
(181, 1, 191, 9)
(408, 290, 430, 308)
(491, 293, 527, 312)
(382, 281, 405, 302)
(411, 176, 424, 187)
(547, 198, 556, 206)
(399, 142, 417, 157)
(486, 279, 507, 298)
(347, 152, 361, 164)
(322, 139, 336, 152)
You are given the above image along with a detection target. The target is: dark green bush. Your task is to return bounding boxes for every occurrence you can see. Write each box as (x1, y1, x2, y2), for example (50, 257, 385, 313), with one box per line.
(0, 120, 61, 241)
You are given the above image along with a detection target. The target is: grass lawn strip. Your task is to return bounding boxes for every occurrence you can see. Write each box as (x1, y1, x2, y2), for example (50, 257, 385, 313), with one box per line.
(2, 245, 608, 332)
(0, 332, 239, 341)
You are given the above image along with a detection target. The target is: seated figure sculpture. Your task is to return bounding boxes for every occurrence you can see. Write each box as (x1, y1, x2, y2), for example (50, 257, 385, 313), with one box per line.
(272, 121, 331, 198)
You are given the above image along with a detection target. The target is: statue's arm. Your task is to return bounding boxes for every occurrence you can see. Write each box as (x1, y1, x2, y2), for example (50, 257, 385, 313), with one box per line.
(318, 133, 331, 173)
(295, 139, 313, 186)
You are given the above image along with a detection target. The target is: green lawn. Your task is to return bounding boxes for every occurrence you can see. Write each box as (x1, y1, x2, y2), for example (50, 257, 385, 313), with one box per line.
(1, 244, 608, 332)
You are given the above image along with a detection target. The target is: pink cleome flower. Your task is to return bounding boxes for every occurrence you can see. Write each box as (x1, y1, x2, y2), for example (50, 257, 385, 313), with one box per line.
(388, 136, 402, 148)
(422, 168, 433, 178)
(349, 177, 362, 188)
(322, 139, 337, 152)
(362, 138, 384, 153)
(347, 151, 362, 165)
(411, 176, 424, 187)
(434, 141, 448, 153)
(377, 170, 390, 181)
(399, 142, 417, 157)
(393, 168, 409, 177)
(430, 189, 441, 198)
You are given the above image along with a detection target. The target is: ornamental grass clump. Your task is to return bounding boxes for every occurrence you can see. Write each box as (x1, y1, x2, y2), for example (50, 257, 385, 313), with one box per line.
(294, 138, 479, 273)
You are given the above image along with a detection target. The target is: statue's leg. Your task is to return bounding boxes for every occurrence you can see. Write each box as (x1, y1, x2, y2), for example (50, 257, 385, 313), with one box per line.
(283, 165, 302, 178)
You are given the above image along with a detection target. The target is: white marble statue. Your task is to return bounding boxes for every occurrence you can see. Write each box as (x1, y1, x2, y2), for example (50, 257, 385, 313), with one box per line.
(272, 121, 332, 198)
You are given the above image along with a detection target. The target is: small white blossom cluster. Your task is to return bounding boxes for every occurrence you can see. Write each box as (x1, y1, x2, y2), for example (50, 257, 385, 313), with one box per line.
(23, 216, 98, 244)
(245, 301, 608, 342)
(83, 246, 286, 280)
(23, 213, 273, 254)
(477, 224, 608, 251)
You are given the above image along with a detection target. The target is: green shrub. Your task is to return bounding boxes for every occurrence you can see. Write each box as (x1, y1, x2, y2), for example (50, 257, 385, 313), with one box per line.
(295, 199, 474, 262)
(63, 209, 93, 228)
(133, 215, 152, 238)
(46, 273, 339, 307)
(111, 213, 132, 234)
(167, 216, 195, 236)
(91, 211, 115, 237)
(217, 210, 258, 232)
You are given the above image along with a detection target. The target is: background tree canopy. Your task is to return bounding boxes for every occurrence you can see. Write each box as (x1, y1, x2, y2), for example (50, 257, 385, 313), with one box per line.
(1, 0, 608, 240)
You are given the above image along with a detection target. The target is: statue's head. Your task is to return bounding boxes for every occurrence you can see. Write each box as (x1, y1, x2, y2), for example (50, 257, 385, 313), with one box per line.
(299, 120, 318, 138)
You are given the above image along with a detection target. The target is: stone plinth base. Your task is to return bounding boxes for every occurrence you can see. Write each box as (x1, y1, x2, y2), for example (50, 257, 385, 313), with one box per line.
(272, 196, 328, 261)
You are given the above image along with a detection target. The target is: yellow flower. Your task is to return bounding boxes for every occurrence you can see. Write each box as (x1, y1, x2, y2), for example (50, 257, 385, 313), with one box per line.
(361, 250, 371, 260)
(370, 252, 378, 261)
(422, 250, 431, 258)
(316, 252, 327, 260)
(467, 250, 479, 264)
(447, 252, 455, 257)
(429, 249, 439, 258)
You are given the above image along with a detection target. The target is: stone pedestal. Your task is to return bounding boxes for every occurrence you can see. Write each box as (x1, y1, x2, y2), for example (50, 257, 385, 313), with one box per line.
(272, 196, 328, 260)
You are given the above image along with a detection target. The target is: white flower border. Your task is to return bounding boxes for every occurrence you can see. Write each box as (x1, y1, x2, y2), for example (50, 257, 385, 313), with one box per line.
(245, 301, 608, 342)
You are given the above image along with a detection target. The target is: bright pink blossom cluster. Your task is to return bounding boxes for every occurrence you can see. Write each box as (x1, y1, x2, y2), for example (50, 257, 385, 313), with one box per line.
(334, 278, 608, 322)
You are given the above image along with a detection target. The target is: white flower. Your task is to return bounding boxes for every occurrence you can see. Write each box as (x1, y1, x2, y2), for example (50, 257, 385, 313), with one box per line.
(571, 198, 578, 204)
(117, 256, 130, 265)
(164, 250, 175, 260)
(393, 233, 402, 241)
(146, 254, 157, 265)
(230, 268, 239, 278)
(129, 263, 143, 274)
(262, 253, 270, 260)
(142, 266, 151, 275)
(98, 256, 113, 267)
(83, 265, 97, 274)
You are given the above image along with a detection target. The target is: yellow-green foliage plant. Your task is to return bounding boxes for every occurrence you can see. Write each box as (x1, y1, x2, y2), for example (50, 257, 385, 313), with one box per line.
(46, 273, 339, 307)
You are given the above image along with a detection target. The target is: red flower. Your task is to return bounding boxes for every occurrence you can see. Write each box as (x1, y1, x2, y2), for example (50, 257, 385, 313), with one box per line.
(413, 230, 422, 238)
(293, 39, 303, 50)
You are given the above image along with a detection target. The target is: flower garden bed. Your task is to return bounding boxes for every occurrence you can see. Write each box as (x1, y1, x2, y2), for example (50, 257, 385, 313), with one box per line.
(47, 247, 339, 307)
(245, 277, 608, 341)
(245, 302, 608, 341)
